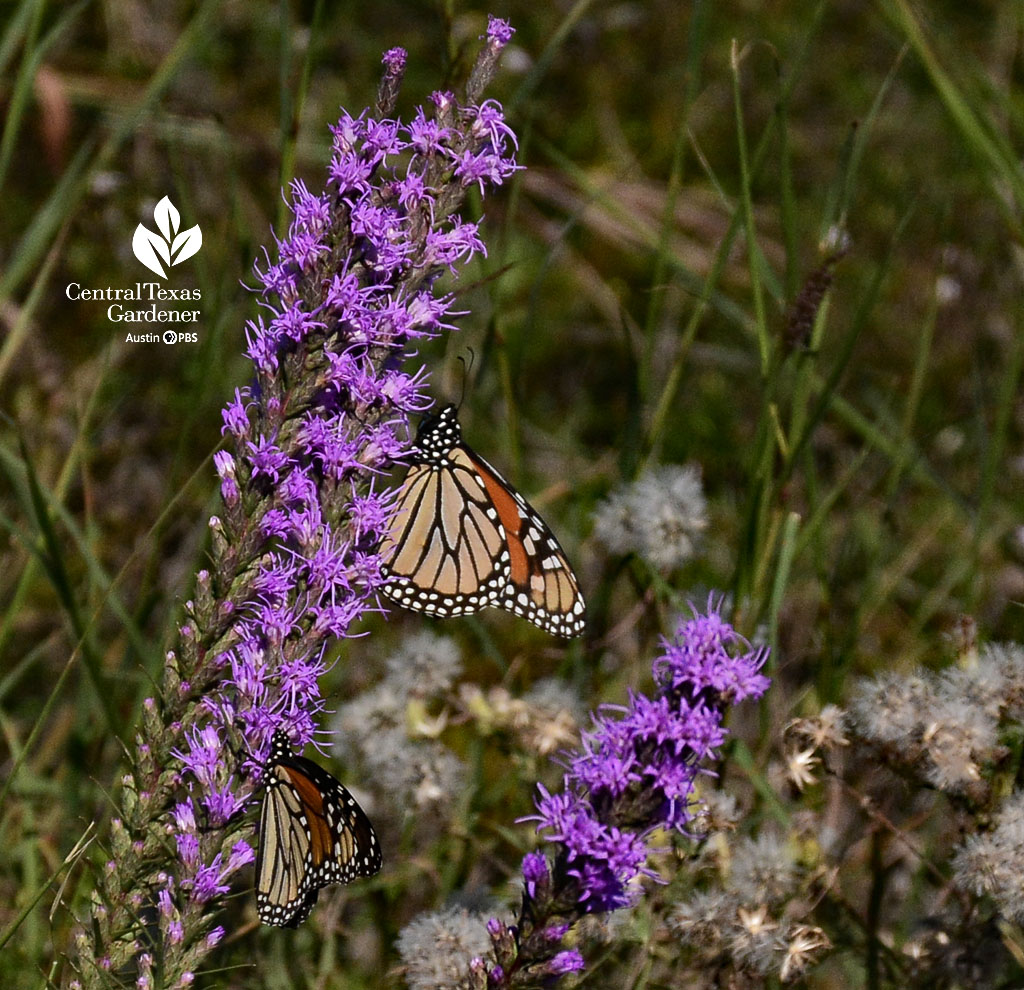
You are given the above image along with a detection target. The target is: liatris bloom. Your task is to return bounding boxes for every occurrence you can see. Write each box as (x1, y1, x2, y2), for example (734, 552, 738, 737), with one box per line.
(393, 605, 764, 989)
(471, 601, 770, 988)
(68, 18, 519, 989)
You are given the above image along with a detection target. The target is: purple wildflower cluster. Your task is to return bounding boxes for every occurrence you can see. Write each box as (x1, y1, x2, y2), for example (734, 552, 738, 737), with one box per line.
(477, 602, 770, 988)
(71, 19, 519, 990)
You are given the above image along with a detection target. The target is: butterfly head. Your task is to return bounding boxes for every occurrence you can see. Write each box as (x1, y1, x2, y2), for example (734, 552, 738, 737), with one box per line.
(267, 728, 295, 765)
(414, 404, 462, 460)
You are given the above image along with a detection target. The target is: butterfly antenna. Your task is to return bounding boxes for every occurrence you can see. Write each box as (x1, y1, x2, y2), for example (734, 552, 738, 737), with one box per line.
(455, 348, 475, 411)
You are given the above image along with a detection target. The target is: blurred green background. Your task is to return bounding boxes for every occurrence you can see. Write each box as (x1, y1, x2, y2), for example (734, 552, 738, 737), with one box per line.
(2, 0, 1023, 986)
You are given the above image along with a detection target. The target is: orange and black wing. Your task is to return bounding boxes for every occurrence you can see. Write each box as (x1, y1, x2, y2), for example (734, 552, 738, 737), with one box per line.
(255, 731, 382, 928)
(379, 454, 510, 617)
(380, 406, 585, 638)
(466, 447, 586, 639)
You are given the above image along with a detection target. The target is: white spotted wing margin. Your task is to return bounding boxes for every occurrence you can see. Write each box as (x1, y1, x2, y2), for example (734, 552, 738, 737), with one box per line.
(255, 730, 382, 928)
(379, 405, 586, 639)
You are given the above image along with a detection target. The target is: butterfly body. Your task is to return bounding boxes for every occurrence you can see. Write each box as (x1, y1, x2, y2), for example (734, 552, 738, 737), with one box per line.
(256, 730, 381, 928)
(380, 406, 586, 638)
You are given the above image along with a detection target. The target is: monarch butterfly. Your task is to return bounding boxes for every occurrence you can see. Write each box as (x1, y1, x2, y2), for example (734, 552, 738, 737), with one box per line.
(255, 729, 382, 927)
(379, 405, 586, 638)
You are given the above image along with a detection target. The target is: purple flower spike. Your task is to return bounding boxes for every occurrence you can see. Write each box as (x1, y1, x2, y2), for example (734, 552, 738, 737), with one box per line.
(482, 600, 770, 986)
(522, 850, 550, 899)
(548, 950, 585, 975)
(164, 28, 521, 916)
(486, 15, 515, 46)
(383, 47, 407, 72)
(71, 22, 520, 988)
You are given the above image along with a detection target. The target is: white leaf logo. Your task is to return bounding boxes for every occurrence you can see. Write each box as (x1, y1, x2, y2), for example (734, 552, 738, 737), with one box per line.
(133, 195, 202, 278)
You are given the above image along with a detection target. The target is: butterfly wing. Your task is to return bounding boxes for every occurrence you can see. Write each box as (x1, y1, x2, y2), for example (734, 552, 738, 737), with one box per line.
(256, 735, 382, 928)
(380, 406, 586, 639)
(466, 448, 586, 639)
(281, 889, 319, 929)
(379, 456, 510, 617)
(255, 774, 316, 927)
(284, 753, 383, 886)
